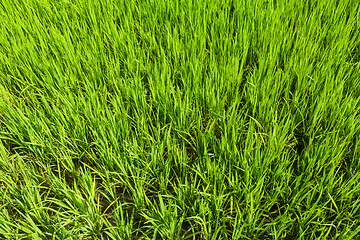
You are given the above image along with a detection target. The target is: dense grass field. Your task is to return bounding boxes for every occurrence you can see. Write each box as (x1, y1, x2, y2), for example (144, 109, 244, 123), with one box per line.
(0, 0, 360, 239)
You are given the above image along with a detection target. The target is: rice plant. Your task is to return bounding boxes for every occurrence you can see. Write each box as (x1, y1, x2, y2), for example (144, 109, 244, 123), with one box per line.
(0, 0, 360, 239)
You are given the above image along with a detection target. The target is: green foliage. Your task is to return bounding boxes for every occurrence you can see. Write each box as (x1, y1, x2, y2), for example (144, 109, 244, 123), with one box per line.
(0, 0, 360, 239)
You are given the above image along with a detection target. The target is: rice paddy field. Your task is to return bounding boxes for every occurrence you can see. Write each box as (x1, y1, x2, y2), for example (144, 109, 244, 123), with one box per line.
(0, 0, 360, 239)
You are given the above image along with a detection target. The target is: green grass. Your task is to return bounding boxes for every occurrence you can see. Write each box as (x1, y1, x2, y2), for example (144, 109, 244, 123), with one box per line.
(0, 0, 360, 239)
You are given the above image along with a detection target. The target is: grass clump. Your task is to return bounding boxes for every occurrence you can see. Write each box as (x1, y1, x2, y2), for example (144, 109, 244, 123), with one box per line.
(1, 0, 360, 239)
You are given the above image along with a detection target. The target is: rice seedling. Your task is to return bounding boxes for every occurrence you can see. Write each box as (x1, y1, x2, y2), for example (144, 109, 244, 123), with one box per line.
(0, 0, 360, 239)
